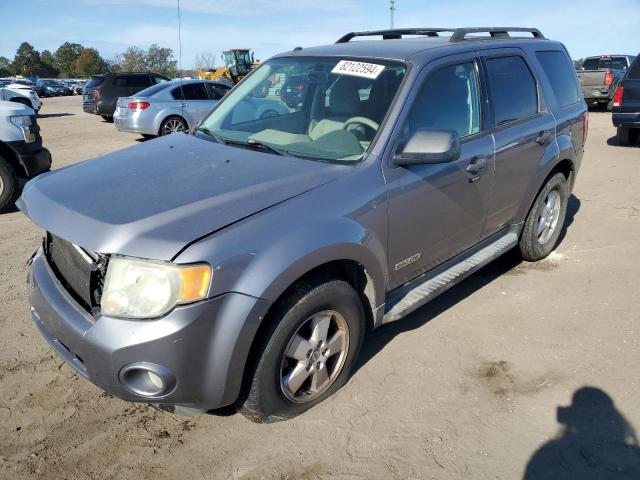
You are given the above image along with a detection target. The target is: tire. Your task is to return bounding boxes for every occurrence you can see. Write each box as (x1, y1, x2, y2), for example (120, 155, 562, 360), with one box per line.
(159, 116, 187, 136)
(101, 115, 113, 122)
(617, 127, 639, 146)
(240, 277, 365, 423)
(0, 157, 18, 214)
(519, 172, 569, 262)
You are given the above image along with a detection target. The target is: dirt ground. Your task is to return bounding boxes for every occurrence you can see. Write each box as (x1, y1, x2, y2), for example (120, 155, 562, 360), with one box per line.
(0, 96, 639, 479)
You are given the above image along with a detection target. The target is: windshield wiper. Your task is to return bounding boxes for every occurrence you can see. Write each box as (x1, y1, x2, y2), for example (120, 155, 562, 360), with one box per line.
(194, 126, 222, 143)
(245, 139, 287, 156)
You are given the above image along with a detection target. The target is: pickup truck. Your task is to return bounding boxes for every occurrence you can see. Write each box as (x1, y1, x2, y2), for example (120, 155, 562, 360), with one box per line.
(578, 55, 636, 109)
(612, 54, 640, 145)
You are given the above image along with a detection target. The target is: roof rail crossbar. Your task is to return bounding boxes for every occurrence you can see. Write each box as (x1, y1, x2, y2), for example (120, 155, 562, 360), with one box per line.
(336, 28, 455, 43)
(449, 27, 545, 42)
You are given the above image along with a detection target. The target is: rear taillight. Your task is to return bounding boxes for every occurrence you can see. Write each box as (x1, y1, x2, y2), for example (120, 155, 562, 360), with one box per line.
(604, 70, 614, 86)
(94, 89, 102, 101)
(128, 101, 150, 110)
(613, 86, 624, 108)
(582, 111, 589, 146)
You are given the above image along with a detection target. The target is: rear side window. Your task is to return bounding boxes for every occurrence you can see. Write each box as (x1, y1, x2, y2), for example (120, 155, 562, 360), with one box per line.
(126, 75, 152, 88)
(406, 61, 481, 139)
(536, 51, 580, 107)
(486, 56, 538, 126)
(628, 57, 640, 80)
(171, 82, 209, 100)
(208, 84, 230, 100)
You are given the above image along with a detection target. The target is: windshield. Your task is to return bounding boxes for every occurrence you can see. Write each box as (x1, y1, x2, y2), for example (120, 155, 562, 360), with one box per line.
(198, 56, 406, 163)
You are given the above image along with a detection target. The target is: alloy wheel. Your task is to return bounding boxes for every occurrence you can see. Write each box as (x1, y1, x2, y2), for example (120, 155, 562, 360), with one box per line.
(537, 190, 561, 244)
(280, 310, 350, 403)
(163, 118, 185, 135)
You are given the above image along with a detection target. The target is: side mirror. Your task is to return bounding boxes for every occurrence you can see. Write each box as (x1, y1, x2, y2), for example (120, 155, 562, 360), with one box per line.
(393, 129, 461, 167)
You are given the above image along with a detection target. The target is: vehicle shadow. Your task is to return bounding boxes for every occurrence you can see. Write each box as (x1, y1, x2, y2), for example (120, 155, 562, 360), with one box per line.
(523, 387, 640, 479)
(38, 113, 74, 118)
(607, 135, 640, 148)
(355, 193, 580, 374)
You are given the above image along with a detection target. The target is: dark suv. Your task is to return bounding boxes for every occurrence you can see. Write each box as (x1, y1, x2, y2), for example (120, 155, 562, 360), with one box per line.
(612, 54, 640, 145)
(20, 27, 587, 422)
(82, 72, 170, 121)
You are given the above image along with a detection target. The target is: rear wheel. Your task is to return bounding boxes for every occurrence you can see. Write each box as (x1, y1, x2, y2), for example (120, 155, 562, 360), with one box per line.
(101, 115, 113, 122)
(159, 116, 187, 136)
(617, 126, 639, 146)
(519, 172, 569, 261)
(240, 277, 365, 423)
(0, 157, 18, 214)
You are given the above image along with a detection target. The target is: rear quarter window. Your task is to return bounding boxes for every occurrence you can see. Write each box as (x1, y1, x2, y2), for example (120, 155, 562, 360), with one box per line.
(536, 51, 580, 107)
(85, 77, 104, 88)
(486, 56, 538, 126)
(628, 57, 640, 80)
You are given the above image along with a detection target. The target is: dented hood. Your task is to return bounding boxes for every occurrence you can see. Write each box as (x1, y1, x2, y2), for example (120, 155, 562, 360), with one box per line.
(19, 133, 344, 260)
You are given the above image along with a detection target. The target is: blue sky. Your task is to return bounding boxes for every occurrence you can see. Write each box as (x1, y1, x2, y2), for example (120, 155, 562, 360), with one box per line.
(1, 0, 638, 67)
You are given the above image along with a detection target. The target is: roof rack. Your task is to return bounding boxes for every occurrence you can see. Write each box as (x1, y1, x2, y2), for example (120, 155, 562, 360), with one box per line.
(335, 27, 545, 44)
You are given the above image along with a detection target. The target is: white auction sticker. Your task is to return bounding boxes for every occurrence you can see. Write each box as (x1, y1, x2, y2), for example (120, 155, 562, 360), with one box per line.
(331, 60, 385, 79)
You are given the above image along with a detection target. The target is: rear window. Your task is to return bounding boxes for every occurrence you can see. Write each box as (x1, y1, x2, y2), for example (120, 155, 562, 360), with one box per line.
(486, 56, 538, 126)
(583, 56, 629, 70)
(536, 51, 580, 107)
(134, 82, 170, 98)
(85, 76, 104, 88)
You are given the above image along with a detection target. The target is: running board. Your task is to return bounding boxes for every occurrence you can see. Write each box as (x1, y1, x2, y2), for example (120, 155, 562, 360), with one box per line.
(383, 231, 519, 323)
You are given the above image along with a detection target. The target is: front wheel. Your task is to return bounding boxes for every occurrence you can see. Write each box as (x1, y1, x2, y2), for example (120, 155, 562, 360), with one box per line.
(240, 277, 365, 423)
(519, 172, 569, 261)
(0, 157, 18, 214)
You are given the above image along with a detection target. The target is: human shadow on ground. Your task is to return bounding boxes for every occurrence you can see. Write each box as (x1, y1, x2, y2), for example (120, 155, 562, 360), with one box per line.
(524, 387, 640, 479)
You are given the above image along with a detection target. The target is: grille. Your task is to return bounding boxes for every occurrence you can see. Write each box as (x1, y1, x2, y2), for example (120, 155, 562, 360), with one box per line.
(46, 234, 98, 311)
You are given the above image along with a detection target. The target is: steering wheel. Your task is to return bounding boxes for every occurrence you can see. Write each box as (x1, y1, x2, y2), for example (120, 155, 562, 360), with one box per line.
(342, 116, 380, 133)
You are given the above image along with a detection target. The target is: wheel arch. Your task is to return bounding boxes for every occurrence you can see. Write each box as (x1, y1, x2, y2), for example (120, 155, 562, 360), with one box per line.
(158, 114, 188, 136)
(0, 141, 27, 177)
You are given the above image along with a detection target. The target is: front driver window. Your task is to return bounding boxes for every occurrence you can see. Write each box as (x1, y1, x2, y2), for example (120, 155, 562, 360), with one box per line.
(406, 62, 481, 139)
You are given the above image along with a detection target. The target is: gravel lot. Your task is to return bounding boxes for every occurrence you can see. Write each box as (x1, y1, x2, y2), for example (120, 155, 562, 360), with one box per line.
(1, 96, 639, 479)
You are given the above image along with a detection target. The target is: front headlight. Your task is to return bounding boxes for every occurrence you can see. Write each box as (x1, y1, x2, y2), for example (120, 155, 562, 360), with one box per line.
(101, 257, 212, 319)
(10, 115, 32, 128)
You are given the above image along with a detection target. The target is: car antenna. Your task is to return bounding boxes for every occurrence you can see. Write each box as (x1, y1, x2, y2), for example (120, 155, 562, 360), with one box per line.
(177, 0, 184, 123)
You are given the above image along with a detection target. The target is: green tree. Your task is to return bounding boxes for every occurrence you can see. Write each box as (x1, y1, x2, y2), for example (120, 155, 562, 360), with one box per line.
(146, 44, 177, 76)
(0, 56, 12, 76)
(13, 42, 42, 76)
(40, 50, 59, 77)
(54, 42, 83, 76)
(75, 48, 106, 77)
(120, 46, 147, 72)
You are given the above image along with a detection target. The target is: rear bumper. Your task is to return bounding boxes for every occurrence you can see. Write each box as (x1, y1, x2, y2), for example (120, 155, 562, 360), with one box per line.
(113, 112, 155, 135)
(581, 86, 612, 102)
(28, 247, 271, 410)
(612, 112, 640, 128)
(6, 140, 51, 178)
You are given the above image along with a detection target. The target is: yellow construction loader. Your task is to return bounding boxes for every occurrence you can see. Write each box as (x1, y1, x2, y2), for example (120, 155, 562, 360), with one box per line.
(198, 49, 260, 85)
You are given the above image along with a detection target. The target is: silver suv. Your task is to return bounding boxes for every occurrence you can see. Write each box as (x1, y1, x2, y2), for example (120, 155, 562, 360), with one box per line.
(20, 27, 587, 422)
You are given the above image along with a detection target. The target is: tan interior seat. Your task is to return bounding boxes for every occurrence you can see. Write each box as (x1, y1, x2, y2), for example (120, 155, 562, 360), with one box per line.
(309, 77, 362, 140)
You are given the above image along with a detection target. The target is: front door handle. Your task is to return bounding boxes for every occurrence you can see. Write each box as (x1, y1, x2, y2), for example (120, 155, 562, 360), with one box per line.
(536, 130, 553, 145)
(465, 156, 488, 173)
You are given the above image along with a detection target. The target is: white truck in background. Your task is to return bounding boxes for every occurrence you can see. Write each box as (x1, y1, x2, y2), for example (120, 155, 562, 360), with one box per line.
(0, 101, 51, 212)
(0, 81, 42, 112)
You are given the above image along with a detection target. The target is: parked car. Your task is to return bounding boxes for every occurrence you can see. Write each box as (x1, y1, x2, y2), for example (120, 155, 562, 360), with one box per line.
(0, 85, 42, 112)
(36, 79, 71, 97)
(62, 80, 84, 95)
(19, 27, 586, 422)
(577, 55, 635, 109)
(113, 80, 232, 137)
(612, 54, 640, 145)
(0, 101, 51, 212)
(83, 72, 171, 121)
